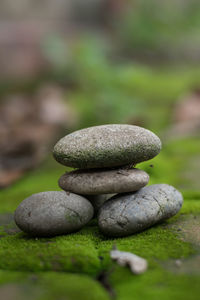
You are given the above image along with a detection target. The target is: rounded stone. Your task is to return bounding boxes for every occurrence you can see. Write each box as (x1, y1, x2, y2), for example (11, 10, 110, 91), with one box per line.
(85, 194, 115, 216)
(53, 124, 162, 169)
(59, 168, 149, 195)
(14, 191, 94, 237)
(98, 184, 183, 237)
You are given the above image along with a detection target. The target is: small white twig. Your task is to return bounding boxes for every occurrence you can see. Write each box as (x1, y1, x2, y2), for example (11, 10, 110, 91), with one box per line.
(110, 249, 148, 274)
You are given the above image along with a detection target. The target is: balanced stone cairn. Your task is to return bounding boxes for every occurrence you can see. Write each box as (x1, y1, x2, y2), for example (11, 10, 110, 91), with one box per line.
(14, 124, 183, 237)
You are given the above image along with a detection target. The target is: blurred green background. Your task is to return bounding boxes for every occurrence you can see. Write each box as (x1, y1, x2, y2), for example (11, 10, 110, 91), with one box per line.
(0, 0, 200, 189)
(1, 0, 200, 192)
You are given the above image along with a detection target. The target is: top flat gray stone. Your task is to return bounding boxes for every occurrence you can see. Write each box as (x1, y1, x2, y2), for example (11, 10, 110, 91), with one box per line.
(53, 124, 162, 169)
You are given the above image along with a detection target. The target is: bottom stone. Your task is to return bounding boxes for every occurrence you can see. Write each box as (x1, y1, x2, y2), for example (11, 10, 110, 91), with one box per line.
(98, 184, 183, 237)
(85, 194, 115, 216)
(14, 191, 94, 237)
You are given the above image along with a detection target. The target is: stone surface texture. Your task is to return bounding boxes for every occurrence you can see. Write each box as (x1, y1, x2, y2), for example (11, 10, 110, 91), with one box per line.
(98, 184, 183, 237)
(14, 191, 94, 237)
(59, 168, 149, 195)
(53, 124, 162, 169)
(85, 194, 115, 216)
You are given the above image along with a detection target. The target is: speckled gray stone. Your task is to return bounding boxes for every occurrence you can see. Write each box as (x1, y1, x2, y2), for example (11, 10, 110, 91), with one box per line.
(59, 168, 149, 195)
(86, 194, 115, 216)
(14, 191, 94, 237)
(98, 184, 183, 237)
(53, 124, 162, 169)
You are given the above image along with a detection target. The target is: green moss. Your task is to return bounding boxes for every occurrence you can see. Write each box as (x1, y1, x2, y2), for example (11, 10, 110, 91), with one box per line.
(0, 270, 109, 300)
(0, 191, 199, 300)
(98, 224, 194, 266)
(0, 210, 195, 275)
(0, 227, 101, 275)
(110, 266, 200, 300)
(183, 190, 200, 200)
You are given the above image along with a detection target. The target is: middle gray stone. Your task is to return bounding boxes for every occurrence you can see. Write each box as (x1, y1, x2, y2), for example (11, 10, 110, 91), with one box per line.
(59, 168, 149, 195)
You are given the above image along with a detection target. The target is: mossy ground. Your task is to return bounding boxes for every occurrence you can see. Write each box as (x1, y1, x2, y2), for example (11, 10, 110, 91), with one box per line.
(0, 137, 200, 299)
(0, 271, 109, 300)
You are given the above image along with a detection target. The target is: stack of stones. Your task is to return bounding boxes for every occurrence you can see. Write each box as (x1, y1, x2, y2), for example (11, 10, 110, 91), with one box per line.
(14, 124, 183, 237)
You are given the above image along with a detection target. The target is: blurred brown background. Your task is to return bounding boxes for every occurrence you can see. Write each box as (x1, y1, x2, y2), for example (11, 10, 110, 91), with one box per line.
(0, 0, 200, 188)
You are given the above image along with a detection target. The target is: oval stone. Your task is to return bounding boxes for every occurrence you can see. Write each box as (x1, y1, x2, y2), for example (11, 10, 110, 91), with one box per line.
(98, 184, 183, 237)
(53, 124, 162, 169)
(59, 168, 149, 195)
(14, 191, 94, 237)
(86, 194, 115, 216)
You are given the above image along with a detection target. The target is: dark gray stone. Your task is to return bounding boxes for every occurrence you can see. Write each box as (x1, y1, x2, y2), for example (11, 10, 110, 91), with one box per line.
(53, 124, 161, 169)
(14, 191, 94, 237)
(59, 168, 149, 195)
(98, 184, 183, 237)
(86, 194, 115, 216)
